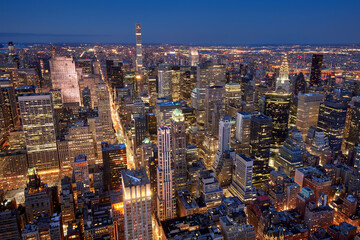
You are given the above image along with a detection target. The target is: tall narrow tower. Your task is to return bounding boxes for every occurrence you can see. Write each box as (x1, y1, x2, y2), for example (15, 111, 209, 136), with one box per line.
(310, 54, 323, 87)
(122, 168, 152, 240)
(135, 24, 143, 71)
(157, 126, 176, 221)
(276, 53, 290, 92)
(170, 109, 187, 190)
(213, 118, 231, 170)
(218, 118, 231, 154)
(97, 81, 114, 143)
(19, 93, 58, 171)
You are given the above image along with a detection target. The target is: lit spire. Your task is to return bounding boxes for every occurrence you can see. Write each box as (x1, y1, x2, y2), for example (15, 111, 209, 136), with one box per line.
(276, 53, 290, 92)
(279, 53, 289, 79)
(171, 108, 184, 122)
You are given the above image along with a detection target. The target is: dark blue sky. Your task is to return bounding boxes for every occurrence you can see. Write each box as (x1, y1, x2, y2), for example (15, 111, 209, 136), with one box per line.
(1, 0, 359, 45)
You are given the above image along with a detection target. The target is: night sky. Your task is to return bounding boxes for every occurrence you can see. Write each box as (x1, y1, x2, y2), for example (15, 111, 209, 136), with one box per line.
(1, 0, 359, 45)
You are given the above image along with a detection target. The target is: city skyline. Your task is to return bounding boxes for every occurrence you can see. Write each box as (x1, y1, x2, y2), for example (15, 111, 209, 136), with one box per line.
(1, 2, 360, 239)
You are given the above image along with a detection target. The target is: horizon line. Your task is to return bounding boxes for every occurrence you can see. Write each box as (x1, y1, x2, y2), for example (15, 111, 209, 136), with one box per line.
(1, 42, 360, 47)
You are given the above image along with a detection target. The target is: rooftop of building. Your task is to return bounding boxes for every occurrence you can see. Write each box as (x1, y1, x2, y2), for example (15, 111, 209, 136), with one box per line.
(142, 137, 151, 144)
(322, 100, 348, 109)
(345, 194, 356, 203)
(222, 196, 245, 211)
(339, 222, 357, 231)
(219, 215, 234, 226)
(298, 92, 323, 97)
(252, 113, 272, 120)
(238, 111, 257, 115)
(145, 112, 156, 116)
(311, 175, 331, 183)
(188, 160, 205, 171)
(22, 213, 61, 234)
(199, 170, 216, 180)
(101, 143, 126, 151)
(237, 152, 253, 162)
(0, 149, 27, 156)
(121, 167, 149, 187)
(157, 101, 181, 107)
(19, 91, 51, 96)
(307, 201, 334, 212)
(83, 201, 113, 230)
(172, 108, 183, 117)
(310, 228, 332, 240)
(15, 85, 37, 90)
(296, 166, 316, 175)
(158, 125, 171, 131)
(298, 186, 315, 198)
(74, 154, 87, 163)
(207, 85, 223, 89)
(177, 189, 199, 210)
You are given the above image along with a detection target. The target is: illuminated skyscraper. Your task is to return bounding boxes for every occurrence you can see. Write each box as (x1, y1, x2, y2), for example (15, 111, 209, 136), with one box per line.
(7, 42, 19, 67)
(157, 126, 176, 221)
(263, 92, 291, 146)
(275, 133, 304, 177)
(78, 59, 93, 74)
(293, 72, 307, 95)
(170, 109, 187, 190)
(122, 168, 152, 240)
(0, 79, 18, 143)
(235, 112, 257, 155)
(59, 176, 75, 230)
(296, 93, 323, 137)
(235, 112, 252, 143)
(171, 67, 181, 102)
(317, 100, 347, 151)
(102, 142, 127, 191)
(250, 114, 272, 185)
(189, 48, 199, 66)
(134, 116, 146, 148)
(205, 86, 225, 135)
(148, 75, 158, 105)
(81, 74, 101, 108)
(218, 118, 231, 154)
(213, 118, 231, 170)
(309, 54, 323, 87)
(343, 98, 360, 152)
(98, 81, 115, 143)
(180, 68, 196, 106)
(106, 59, 124, 95)
(158, 64, 172, 100)
(276, 53, 290, 92)
(135, 24, 143, 71)
(229, 153, 256, 203)
(224, 83, 241, 110)
(49, 56, 81, 104)
(196, 62, 226, 126)
(19, 93, 58, 171)
(66, 122, 97, 166)
(73, 154, 91, 195)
